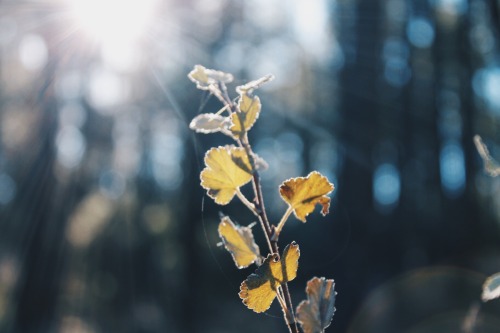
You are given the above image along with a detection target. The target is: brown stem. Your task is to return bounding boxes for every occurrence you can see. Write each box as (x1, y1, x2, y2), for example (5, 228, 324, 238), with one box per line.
(228, 100, 299, 333)
(240, 140, 299, 333)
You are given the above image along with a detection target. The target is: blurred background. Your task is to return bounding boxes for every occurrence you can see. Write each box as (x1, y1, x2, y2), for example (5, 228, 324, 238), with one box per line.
(1, 0, 500, 332)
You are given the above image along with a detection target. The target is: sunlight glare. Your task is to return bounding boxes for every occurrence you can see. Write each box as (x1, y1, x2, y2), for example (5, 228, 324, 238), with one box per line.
(70, 0, 157, 45)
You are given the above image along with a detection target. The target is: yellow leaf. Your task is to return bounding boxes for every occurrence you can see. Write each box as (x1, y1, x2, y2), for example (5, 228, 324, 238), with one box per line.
(230, 94, 261, 138)
(200, 146, 253, 205)
(188, 65, 233, 90)
(296, 277, 336, 333)
(218, 216, 261, 269)
(279, 171, 334, 222)
(239, 242, 300, 313)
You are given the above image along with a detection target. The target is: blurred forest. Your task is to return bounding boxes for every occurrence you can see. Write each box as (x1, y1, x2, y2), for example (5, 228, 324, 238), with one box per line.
(2, 0, 500, 332)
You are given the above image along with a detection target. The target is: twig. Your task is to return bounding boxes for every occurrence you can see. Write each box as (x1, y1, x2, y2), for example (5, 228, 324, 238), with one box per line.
(274, 207, 293, 240)
(236, 189, 258, 216)
(227, 95, 299, 333)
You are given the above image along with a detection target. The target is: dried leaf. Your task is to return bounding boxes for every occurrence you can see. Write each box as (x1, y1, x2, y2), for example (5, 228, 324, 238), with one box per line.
(218, 216, 261, 269)
(189, 113, 231, 134)
(239, 242, 300, 313)
(474, 135, 500, 177)
(279, 171, 335, 222)
(236, 74, 275, 94)
(230, 94, 261, 138)
(200, 146, 253, 205)
(188, 65, 233, 90)
(296, 277, 336, 333)
(482, 272, 500, 302)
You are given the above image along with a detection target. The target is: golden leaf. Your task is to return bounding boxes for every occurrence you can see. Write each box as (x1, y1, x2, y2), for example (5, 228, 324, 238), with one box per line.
(279, 171, 334, 222)
(230, 94, 261, 138)
(200, 146, 253, 205)
(239, 242, 300, 313)
(296, 277, 336, 333)
(218, 216, 261, 269)
(188, 65, 233, 90)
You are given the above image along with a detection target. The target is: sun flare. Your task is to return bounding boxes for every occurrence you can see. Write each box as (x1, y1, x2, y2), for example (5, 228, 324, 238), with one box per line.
(69, 0, 157, 45)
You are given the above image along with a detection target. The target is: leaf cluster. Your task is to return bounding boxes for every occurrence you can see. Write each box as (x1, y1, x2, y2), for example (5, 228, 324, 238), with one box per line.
(188, 65, 337, 333)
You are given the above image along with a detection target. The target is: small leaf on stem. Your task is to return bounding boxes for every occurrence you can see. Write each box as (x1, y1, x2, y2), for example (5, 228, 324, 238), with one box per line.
(236, 74, 275, 94)
(188, 65, 233, 90)
(296, 277, 336, 333)
(218, 216, 261, 269)
(239, 242, 300, 313)
(279, 171, 335, 222)
(189, 113, 231, 134)
(482, 272, 500, 302)
(200, 146, 253, 205)
(231, 94, 261, 138)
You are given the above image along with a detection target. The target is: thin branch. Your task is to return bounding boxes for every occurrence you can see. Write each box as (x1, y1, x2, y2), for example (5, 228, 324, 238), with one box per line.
(273, 207, 293, 240)
(226, 94, 299, 333)
(276, 288, 289, 314)
(236, 189, 258, 216)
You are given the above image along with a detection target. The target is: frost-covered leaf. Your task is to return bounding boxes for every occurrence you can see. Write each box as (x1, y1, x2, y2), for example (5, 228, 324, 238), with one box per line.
(239, 242, 300, 313)
(189, 113, 231, 134)
(482, 272, 500, 302)
(188, 65, 233, 90)
(236, 74, 275, 94)
(474, 135, 500, 177)
(230, 94, 261, 138)
(254, 154, 269, 172)
(279, 171, 335, 222)
(218, 216, 261, 269)
(296, 277, 336, 333)
(200, 146, 253, 205)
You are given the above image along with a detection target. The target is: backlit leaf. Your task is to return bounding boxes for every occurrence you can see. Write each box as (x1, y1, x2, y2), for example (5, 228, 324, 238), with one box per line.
(482, 272, 500, 302)
(474, 135, 500, 177)
(296, 277, 336, 333)
(200, 146, 253, 205)
(239, 242, 300, 313)
(189, 113, 231, 134)
(231, 94, 261, 138)
(279, 171, 335, 222)
(218, 216, 261, 269)
(188, 65, 233, 90)
(236, 74, 275, 94)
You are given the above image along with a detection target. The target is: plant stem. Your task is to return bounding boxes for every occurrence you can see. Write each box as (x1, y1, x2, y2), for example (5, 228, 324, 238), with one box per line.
(274, 207, 293, 240)
(236, 189, 258, 216)
(229, 102, 299, 333)
(240, 141, 299, 333)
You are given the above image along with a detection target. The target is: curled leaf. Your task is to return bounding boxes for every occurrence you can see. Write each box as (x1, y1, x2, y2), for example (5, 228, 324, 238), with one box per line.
(230, 94, 261, 138)
(279, 171, 335, 222)
(200, 146, 253, 205)
(188, 65, 233, 90)
(236, 74, 275, 94)
(189, 113, 231, 134)
(482, 272, 500, 302)
(239, 242, 300, 313)
(218, 216, 261, 269)
(474, 135, 500, 177)
(296, 277, 336, 333)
